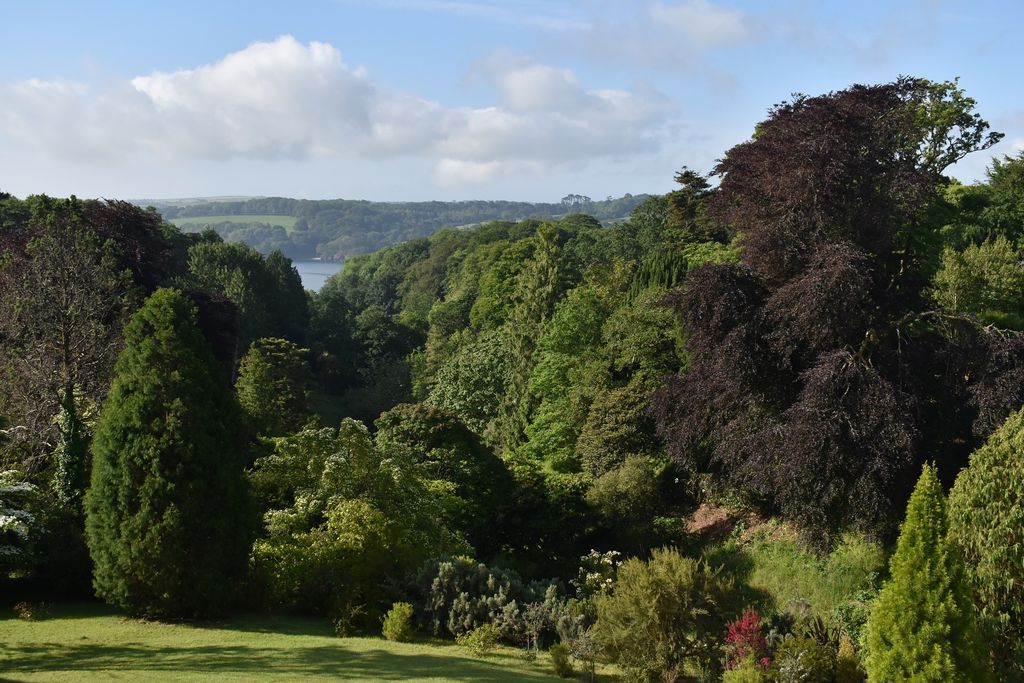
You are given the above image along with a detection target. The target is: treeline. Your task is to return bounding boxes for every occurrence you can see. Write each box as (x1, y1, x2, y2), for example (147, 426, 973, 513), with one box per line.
(154, 194, 650, 261)
(3, 76, 1024, 681)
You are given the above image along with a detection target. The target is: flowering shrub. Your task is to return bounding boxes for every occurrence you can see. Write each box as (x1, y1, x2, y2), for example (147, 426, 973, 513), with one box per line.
(571, 549, 620, 598)
(0, 470, 40, 575)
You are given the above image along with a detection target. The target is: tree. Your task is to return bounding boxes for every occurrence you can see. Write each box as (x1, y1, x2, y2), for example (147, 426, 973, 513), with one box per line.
(249, 420, 462, 627)
(865, 463, 990, 682)
(585, 456, 661, 551)
(497, 223, 564, 452)
(236, 337, 314, 437)
(516, 285, 611, 471)
(84, 288, 252, 618)
(426, 329, 512, 442)
(948, 407, 1024, 678)
(652, 78, 1002, 543)
(593, 547, 737, 681)
(931, 236, 1024, 327)
(264, 250, 311, 342)
(186, 240, 268, 368)
(374, 403, 513, 560)
(665, 167, 724, 243)
(982, 151, 1024, 242)
(0, 202, 129, 506)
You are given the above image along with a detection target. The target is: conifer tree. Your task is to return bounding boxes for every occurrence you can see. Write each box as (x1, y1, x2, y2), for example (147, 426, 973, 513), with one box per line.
(948, 407, 1024, 678)
(84, 288, 252, 619)
(865, 463, 990, 682)
(236, 337, 314, 436)
(496, 223, 562, 452)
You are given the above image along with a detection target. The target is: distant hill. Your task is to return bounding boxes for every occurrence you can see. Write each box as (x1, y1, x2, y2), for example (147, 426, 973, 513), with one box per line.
(135, 196, 263, 208)
(142, 194, 651, 261)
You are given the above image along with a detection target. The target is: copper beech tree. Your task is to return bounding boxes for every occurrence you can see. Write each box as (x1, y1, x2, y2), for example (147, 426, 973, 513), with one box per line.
(652, 78, 1012, 544)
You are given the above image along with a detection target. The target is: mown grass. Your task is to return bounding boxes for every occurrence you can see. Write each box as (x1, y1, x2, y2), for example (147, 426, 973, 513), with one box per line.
(0, 602, 580, 682)
(170, 215, 298, 232)
(707, 522, 887, 618)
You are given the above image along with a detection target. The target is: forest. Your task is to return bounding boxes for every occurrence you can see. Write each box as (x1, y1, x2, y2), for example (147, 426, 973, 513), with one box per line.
(154, 193, 650, 260)
(3, 77, 1024, 682)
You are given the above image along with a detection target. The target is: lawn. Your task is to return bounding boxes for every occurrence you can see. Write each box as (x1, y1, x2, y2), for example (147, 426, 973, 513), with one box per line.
(0, 602, 580, 682)
(170, 215, 298, 232)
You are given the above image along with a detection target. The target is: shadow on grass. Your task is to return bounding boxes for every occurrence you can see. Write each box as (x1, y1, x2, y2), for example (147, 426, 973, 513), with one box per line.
(703, 543, 774, 613)
(0, 641, 560, 682)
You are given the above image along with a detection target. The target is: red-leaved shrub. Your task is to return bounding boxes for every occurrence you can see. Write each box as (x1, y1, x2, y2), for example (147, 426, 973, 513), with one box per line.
(725, 609, 770, 669)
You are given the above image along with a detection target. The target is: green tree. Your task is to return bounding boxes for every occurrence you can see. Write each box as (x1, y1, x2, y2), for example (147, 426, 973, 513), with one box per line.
(982, 151, 1024, 242)
(593, 547, 737, 681)
(264, 250, 311, 342)
(187, 242, 309, 352)
(865, 463, 990, 682)
(84, 288, 252, 618)
(517, 286, 611, 471)
(948, 407, 1024, 678)
(374, 403, 513, 560)
(585, 456, 661, 551)
(250, 420, 462, 627)
(576, 380, 660, 478)
(236, 337, 314, 436)
(497, 224, 564, 452)
(931, 236, 1024, 327)
(425, 329, 512, 442)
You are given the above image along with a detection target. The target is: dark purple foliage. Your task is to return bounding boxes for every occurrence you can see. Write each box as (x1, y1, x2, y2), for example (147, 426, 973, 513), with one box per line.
(653, 79, 1011, 544)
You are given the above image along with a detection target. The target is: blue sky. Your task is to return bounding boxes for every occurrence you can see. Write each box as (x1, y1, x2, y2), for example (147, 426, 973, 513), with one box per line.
(1, 0, 1021, 202)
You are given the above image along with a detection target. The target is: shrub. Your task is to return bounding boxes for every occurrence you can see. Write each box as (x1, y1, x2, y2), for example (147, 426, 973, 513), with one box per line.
(834, 635, 865, 683)
(549, 643, 574, 678)
(457, 623, 501, 656)
(723, 657, 768, 683)
(0, 470, 41, 578)
(381, 602, 415, 642)
(593, 547, 738, 681)
(570, 549, 621, 599)
(726, 609, 769, 669)
(830, 584, 879, 651)
(13, 601, 49, 621)
(413, 556, 560, 641)
(774, 634, 835, 683)
(866, 463, 991, 682)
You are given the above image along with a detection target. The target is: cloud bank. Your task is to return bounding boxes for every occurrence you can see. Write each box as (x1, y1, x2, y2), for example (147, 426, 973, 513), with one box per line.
(0, 36, 674, 187)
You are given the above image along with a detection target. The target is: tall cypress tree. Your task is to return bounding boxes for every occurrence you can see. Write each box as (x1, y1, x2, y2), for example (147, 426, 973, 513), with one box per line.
(865, 463, 990, 682)
(84, 288, 251, 618)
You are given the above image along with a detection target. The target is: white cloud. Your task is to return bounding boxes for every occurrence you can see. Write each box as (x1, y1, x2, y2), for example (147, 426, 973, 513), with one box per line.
(0, 36, 675, 187)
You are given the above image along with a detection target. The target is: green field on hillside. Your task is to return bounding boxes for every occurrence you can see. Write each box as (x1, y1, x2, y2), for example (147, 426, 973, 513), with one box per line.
(170, 214, 298, 231)
(0, 603, 583, 682)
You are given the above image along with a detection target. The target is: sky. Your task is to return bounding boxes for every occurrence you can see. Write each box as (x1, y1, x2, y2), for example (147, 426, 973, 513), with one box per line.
(1, 0, 1022, 203)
